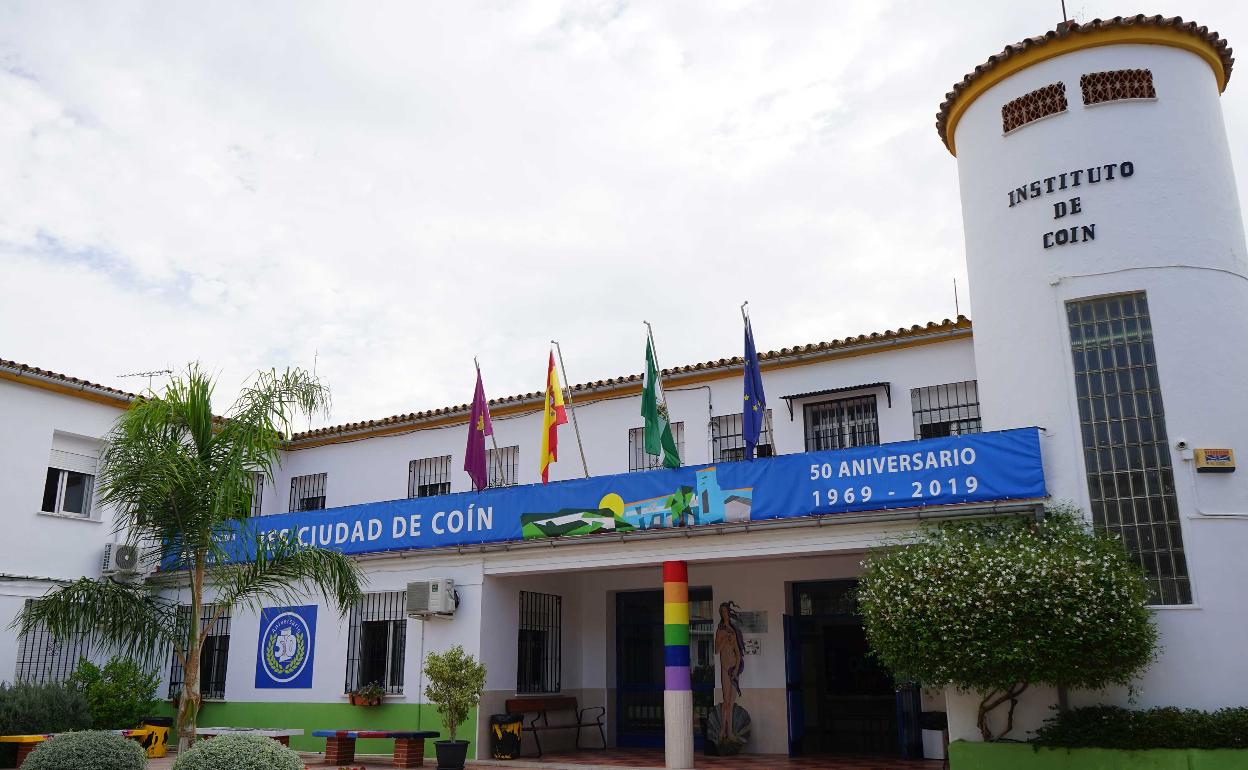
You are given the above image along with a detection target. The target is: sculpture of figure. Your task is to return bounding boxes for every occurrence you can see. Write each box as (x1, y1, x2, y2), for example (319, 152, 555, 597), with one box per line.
(714, 601, 745, 740)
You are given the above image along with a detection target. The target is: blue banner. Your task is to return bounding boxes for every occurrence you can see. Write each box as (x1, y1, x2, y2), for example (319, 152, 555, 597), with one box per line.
(230, 428, 1045, 560)
(254, 605, 317, 689)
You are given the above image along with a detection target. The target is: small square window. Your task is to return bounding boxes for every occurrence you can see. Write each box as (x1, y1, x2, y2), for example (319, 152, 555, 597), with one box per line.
(41, 468, 94, 517)
(711, 412, 774, 462)
(487, 446, 519, 488)
(409, 455, 452, 498)
(628, 423, 686, 471)
(289, 473, 327, 512)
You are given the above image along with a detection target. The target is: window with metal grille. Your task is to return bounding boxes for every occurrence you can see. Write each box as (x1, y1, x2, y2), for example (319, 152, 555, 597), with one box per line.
(1081, 69, 1156, 105)
(408, 455, 452, 498)
(517, 591, 561, 694)
(1002, 81, 1068, 133)
(344, 592, 406, 695)
(14, 600, 91, 684)
(289, 473, 326, 512)
(711, 412, 774, 462)
(1067, 292, 1190, 605)
(803, 395, 879, 451)
(168, 605, 231, 700)
(911, 381, 982, 439)
(487, 445, 519, 488)
(249, 472, 265, 517)
(627, 422, 686, 471)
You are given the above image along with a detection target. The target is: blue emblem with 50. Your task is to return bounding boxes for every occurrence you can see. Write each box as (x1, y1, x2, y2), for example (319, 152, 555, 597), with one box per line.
(254, 605, 318, 689)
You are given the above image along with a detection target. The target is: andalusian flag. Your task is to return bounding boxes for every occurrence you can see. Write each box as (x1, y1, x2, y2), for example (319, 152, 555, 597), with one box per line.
(540, 351, 568, 483)
(642, 336, 681, 468)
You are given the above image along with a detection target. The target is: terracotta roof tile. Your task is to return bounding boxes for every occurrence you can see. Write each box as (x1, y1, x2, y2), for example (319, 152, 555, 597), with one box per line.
(2, 316, 974, 442)
(0, 358, 137, 401)
(936, 15, 1235, 151)
(289, 315, 972, 442)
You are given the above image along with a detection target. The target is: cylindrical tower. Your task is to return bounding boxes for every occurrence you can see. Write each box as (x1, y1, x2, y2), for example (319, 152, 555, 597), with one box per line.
(940, 15, 1248, 714)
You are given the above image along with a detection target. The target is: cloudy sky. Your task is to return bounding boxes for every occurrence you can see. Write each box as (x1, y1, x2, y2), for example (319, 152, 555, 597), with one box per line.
(3, 1, 1246, 427)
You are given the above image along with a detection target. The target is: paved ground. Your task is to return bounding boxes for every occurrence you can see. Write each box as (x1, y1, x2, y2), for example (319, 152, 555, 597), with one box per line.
(148, 748, 944, 769)
(472, 749, 945, 769)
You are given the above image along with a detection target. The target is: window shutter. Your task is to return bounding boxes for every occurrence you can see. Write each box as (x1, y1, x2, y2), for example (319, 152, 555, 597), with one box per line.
(48, 449, 97, 476)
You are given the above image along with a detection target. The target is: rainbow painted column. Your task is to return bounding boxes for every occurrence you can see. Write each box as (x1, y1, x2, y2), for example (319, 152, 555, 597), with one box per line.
(662, 560, 694, 769)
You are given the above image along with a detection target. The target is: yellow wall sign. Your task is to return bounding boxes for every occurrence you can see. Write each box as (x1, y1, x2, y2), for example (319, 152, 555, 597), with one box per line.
(1194, 448, 1236, 473)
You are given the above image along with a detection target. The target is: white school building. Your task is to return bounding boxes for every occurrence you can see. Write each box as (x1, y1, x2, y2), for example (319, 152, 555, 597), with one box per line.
(2, 14, 1246, 765)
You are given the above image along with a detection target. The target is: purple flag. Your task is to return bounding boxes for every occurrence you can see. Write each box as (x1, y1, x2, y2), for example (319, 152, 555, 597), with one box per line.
(464, 367, 494, 491)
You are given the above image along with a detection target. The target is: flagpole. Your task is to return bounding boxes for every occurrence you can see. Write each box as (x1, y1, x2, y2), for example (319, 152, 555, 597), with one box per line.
(474, 357, 507, 489)
(551, 340, 590, 478)
(741, 301, 777, 457)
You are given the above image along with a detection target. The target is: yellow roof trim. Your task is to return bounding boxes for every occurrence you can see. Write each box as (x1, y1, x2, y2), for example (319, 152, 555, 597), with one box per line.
(945, 24, 1229, 156)
(0, 370, 132, 409)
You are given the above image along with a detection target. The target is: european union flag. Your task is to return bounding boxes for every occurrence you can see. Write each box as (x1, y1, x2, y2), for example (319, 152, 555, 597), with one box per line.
(742, 317, 767, 459)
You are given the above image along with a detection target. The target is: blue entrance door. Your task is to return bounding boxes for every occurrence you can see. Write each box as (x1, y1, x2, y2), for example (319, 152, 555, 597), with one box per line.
(789, 580, 899, 756)
(615, 588, 714, 748)
(783, 613, 805, 756)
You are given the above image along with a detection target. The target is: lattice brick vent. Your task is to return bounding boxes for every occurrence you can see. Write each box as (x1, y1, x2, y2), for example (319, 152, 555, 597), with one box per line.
(1002, 82, 1068, 134)
(1081, 69, 1157, 105)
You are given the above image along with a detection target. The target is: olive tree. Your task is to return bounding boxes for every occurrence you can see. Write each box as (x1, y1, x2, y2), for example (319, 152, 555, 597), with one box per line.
(857, 505, 1157, 740)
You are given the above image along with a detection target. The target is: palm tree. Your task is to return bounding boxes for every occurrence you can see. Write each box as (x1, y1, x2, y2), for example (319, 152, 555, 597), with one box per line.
(16, 365, 364, 750)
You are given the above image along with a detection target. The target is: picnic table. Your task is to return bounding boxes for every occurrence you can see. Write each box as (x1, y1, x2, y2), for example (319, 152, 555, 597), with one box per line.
(312, 729, 439, 768)
(1, 729, 152, 767)
(196, 726, 304, 746)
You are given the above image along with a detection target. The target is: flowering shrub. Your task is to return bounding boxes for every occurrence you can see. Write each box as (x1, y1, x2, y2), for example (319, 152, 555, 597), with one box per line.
(857, 506, 1157, 740)
(23, 730, 146, 770)
(172, 733, 303, 770)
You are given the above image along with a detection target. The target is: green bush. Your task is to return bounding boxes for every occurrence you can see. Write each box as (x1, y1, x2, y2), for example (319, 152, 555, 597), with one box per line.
(1034, 705, 1248, 750)
(172, 733, 303, 770)
(0, 682, 91, 766)
(0, 681, 92, 733)
(424, 644, 487, 743)
(857, 506, 1157, 741)
(68, 657, 161, 729)
(23, 730, 146, 770)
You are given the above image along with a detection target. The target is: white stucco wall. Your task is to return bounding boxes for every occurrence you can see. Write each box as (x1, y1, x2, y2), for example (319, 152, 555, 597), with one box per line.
(0, 378, 127, 682)
(268, 335, 978, 512)
(951, 40, 1248, 739)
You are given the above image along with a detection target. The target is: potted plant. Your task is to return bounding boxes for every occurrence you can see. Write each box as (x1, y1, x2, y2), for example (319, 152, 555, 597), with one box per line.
(424, 644, 487, 770)
(348, 681, 386, 707)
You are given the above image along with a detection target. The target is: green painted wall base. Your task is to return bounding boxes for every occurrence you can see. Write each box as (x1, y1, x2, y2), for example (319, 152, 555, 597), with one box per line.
(950, 741, 1248, 770)
(167, 701, 473, 758)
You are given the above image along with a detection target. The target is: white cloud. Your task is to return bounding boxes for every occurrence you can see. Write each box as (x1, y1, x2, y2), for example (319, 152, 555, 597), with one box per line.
(1, 1, 1246, 425)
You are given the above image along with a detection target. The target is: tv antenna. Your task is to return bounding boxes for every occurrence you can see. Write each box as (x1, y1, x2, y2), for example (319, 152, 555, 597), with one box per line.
(117, 368, 173, 390)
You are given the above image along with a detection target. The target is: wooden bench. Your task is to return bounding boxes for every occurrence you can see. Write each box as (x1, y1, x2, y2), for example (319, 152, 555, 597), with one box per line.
(505, 696, 606, 758)
(1, 730, 151, 767)
(311, 729, 438, 768)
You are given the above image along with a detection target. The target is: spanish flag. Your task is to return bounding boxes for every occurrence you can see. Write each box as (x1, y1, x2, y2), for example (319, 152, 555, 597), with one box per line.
(540, 351, 568, 483)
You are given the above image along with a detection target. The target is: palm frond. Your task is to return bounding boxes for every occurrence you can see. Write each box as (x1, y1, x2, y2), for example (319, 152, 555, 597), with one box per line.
(215, 538, 365, 617)
(13, 579, 183, 667)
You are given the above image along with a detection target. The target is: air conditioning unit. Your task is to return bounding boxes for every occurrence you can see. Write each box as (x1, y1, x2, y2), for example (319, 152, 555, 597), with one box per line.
(102, 543, 141, 577)
(406, 579, 456, 617)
